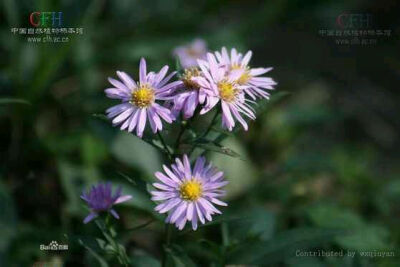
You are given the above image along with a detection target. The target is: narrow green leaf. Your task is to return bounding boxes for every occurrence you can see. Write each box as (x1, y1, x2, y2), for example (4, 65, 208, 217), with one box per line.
(165, 245, 197, 267)
(189, 138, 243, 159)
(175, 57, 183, 74)
(0, 98, 31, 105)
(210, 127, 234, 137)
(78, 239, 109, 267)
(117, 172, 137, 185)
(124, 219, 155, 233)
(92, 113, 108, 121)
(198, 143, 242, 159)
(131, 254, 160, 267)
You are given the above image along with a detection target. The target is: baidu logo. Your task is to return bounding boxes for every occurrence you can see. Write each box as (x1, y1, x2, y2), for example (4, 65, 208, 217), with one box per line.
(29, 12, 63, 27)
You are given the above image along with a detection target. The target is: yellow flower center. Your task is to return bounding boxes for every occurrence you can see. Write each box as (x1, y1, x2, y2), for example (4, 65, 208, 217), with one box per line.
(181, 68, 201, 90)
(231, 64, 251, 85)
(218, 81, 237, 102)
(237, 71, 251, 85)
(131, 84, 155, 108)
(230, 64, 242, 70)
(180, 179, 202, 201)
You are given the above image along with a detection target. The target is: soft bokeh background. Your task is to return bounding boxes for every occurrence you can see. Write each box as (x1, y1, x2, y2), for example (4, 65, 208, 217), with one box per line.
(1, 0, 399, 266)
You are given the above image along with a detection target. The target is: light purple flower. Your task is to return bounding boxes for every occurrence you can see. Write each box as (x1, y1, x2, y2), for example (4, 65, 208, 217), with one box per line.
(105, 58, 181, 137)
(170, 67, 207, 119)
(193, 53, 256, 131)
(81, 182, 132, 224)
(173, 39, 207, 69)
(151, 155, 228, 230)
(215, 47, 277, 99)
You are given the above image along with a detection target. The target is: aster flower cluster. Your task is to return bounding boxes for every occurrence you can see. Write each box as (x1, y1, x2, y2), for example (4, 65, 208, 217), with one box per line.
(105, 42, 276, 136)
(83, 40, 276, 234)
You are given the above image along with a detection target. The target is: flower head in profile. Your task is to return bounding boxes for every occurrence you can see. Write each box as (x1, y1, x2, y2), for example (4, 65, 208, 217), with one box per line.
(173, 39, 208, 69)
(215, 47, 277, 99)
(105, 58, 181, 137)
(81, 182, 132, 224)
(194, 53, 256, 131)
(151, 155, 228, 230)
(171, 67, 206, 119)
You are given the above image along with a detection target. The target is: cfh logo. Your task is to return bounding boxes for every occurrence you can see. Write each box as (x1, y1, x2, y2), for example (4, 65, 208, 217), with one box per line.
(29, 12, 63, 27)
(336, 13, 371, 29)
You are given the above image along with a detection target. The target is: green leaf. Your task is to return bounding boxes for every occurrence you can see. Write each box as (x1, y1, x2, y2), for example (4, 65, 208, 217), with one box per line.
(78, 238, 109, 267)
(231, 206, 275, 241)
(175, 57, 183, 74)
(124, 219, 155, 233)
(337, 225, 389, 251)
(210, 127, 235, 137)
(0, 98, 31, 105)
(165, 245, 197, 267)
(111, 132, 162, 178)
(285, 257, 327, 267)
(307, 204, 390, 251)
(227, 228, 343, 265)
(308, 204, 363, 229)
(117, 172, 137, 185)
(191, 138, 243, 160)
(92, 113, 109, 122)
(180, 240, 221, 263)
(131, 253, 160, 267)
(209, 137, 258, 198)
(188, 207, 275, 241)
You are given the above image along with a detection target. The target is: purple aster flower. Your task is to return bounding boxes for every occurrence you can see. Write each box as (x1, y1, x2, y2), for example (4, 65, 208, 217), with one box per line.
(215, 47, 277, 100)
(193, 53, 256, 131)
(151, 155, 228, 230)
(81, 182, 132, 224)
(170, 67, 207, 119)
(173, 39, 208, 69)
(105, 58, 181, 137)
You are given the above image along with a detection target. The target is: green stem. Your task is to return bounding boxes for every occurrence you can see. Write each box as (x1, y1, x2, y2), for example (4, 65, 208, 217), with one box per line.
(174, 109, 199, 155)
(189, 109, 220, 156)
(162, 224, 173, 267)
(174, 120, 189, 151)
(221, 222, 229, 266)
(157, 131, 173, 160)
(221, 222, 229, 247)
(202, 109, 220, 138)
(97, 216, 130, 266)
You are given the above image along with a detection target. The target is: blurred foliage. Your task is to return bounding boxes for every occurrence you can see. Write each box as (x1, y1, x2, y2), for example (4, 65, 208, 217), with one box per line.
(1, 0, 399, 266)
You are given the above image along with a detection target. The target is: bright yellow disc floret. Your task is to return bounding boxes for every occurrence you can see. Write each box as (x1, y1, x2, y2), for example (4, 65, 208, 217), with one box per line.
(131, 84, 155, 108)
(180, 179, 202, 201)
(218, 81, 237, 102)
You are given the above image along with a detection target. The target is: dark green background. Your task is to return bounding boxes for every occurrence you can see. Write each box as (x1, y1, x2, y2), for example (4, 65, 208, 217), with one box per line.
(1, 0, 399, 266)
